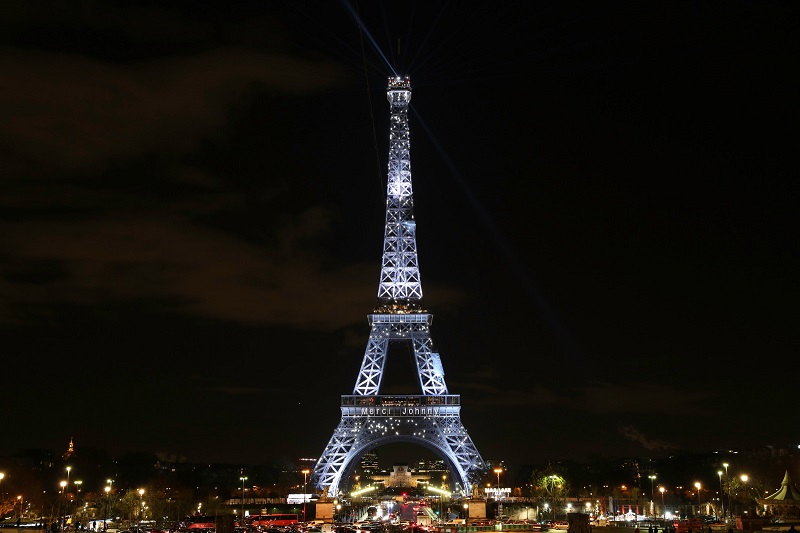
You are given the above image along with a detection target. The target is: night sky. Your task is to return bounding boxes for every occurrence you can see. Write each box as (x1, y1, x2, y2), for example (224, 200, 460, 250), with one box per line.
(2, 1, 797, 472)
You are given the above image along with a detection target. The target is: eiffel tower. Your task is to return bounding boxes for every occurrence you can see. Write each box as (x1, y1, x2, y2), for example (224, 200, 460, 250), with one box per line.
(312, 76, 486, 498)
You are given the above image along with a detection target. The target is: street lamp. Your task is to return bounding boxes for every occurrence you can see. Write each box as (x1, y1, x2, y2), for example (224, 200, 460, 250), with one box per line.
(75, 480, 82, 510)
(494, 468, 504, 520)
(494, 468, 503, 498)
(695, 482, 702, 516)
(442, 476, 447, 520)
(301, 469, 310, 521)
(66, 467, 72, 518)
(659, 487, 666, 518)
(104, 486, 111, 531)
(60, 481, 67, 527)
(717, 471, 724, 520)
(649, 475, 657, 516)
(741, 475, 749, 516)
(240, 474, 248, 524)
(723, 463, 730, 520)
(138, 489, 145, 526)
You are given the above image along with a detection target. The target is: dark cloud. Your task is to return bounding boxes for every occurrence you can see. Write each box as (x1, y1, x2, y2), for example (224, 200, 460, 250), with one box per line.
(1, 47, 345, 179)
(619, 425, 678, 453)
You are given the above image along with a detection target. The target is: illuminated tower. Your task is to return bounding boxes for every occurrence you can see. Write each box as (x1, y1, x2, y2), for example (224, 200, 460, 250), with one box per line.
(313, 76, 485, 498)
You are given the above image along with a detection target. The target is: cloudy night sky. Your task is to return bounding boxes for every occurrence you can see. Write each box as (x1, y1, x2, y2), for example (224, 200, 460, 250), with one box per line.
(1, 1, 797, 470)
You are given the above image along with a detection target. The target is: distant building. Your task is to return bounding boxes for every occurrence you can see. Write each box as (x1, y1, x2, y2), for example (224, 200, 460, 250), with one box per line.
(369, 464, 447, 488)
(361, 452, 379, 475)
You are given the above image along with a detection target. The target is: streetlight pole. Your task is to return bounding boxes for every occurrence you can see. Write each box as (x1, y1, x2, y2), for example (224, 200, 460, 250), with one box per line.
(649, 475, 657, 517)
(694, 483, 701, 517)
(240, 474, 248, 525)
(717, 471, 724, 520)
(659, 487, 666, 519)
(741, 475, 749, 517)
(494, 468, 503, 520)
(104, 486, 111, 532)
(66, 467, 72, 523)
(60, 481, 67, 529)
(301, 469, 310, 522)
(441, 476, 447, 521)
(723, 463, 729, 521)
(106, 480, 114, 531)
(138, 489, 145, 528)
(75, 481, 83, 517)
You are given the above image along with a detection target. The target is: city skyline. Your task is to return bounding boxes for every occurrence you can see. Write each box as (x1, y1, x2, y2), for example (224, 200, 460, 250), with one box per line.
(3, 439, 797, 504)
(1, 1, 796, 469)
(2, 441, 795, 530)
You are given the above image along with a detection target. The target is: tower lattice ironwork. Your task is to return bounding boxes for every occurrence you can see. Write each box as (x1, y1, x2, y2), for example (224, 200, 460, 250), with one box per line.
(312, 76, 486, 499)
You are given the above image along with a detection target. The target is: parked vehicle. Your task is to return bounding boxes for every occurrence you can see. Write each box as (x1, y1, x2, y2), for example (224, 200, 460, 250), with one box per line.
(184, 516, 217, 531)
(250, 515, 300, 529)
